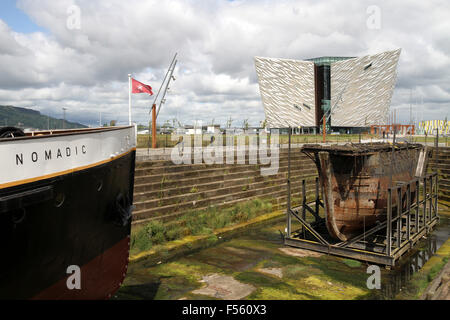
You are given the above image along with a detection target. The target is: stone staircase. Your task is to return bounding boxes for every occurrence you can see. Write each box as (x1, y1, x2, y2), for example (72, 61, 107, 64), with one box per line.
(428, 147, 450, 204)
(132, 148, 318, 226)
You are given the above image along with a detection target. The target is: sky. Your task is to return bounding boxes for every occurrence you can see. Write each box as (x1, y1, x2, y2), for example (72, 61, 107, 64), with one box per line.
(0, 0, 448, 128)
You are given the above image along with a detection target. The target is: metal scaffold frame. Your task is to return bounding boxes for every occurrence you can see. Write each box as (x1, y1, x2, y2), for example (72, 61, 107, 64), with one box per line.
(283, 130, 440, 267)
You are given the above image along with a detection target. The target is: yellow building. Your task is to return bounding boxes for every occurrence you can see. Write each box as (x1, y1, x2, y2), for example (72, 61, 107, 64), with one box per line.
(419, 120, 450, 135)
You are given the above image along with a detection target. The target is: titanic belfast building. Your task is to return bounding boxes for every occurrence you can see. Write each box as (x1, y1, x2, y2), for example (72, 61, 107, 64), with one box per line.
(254, 49, 401, 133)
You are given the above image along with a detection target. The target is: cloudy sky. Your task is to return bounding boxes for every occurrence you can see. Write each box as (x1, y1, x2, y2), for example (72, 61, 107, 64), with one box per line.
(0, 0, 448, 127)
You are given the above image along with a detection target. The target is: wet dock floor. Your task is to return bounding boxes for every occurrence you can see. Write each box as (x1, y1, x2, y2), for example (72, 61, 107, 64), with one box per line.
(115, 217, 449, 300)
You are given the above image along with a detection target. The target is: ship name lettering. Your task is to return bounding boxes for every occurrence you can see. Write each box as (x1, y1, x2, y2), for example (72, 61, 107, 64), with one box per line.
(15, 145, 87, 166)
(16, 153, 23, 165)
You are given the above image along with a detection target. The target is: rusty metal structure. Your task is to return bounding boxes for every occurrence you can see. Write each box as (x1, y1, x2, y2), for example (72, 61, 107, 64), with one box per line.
(370, 124, 415, 136)
(302, 143, 422, 241)
(284, 130, 440, 266)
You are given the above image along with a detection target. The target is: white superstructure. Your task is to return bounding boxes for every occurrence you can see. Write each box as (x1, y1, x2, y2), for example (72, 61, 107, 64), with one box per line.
(330, 49, 401, 127)
(254, 49, 401, 129)
(0, 126, 137, 189)
(254, 57, 316, 128)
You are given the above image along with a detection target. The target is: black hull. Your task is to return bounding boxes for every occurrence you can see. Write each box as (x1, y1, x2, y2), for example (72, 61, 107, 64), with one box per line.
(0, 150, 135, 299)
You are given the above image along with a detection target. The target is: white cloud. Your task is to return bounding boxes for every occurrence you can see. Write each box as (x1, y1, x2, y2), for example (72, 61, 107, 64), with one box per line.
(0, 0, 447, 127)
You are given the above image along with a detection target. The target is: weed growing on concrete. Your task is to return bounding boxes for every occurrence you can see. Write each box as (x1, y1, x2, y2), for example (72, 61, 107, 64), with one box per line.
(131, 220, 166, 252)
(130, 199, 273, 254)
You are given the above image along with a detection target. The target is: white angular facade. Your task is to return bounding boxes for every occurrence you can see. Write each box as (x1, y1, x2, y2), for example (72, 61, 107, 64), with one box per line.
(330, 49, 401, 127)
(254, 49, 401, 129)
(254, 57, 316, 128)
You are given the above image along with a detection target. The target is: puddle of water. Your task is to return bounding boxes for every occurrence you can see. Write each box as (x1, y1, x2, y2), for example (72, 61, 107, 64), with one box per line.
(375, 217, 450, 299)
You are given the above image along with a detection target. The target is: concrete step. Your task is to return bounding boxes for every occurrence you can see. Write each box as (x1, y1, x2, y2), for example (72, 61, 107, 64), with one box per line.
(428, 159, 450, 166)
(138, 147, 301, 162)
(136, 159, 176, 168)
(135, 161, 309, 178)
(134, 167, 317, 195)
(430, 154, 450, 161)
(133, 167, 315, 201)
(440, 185, 450, 193)
(134, 166, 317, 194)
(135, 174, 311, 211)
(132, 179, 318, 222)
(431, 148, 450, 154)
(134, 172, 317, 209)
(134, 161, 316, 186)
(132, 186, 318, 226)
(431, 160, 450, 167)
(134, 149, 307, 169)
(429, 169, 450, 176)
(134, 155, 310, 177)
(439, 194, 450, 203)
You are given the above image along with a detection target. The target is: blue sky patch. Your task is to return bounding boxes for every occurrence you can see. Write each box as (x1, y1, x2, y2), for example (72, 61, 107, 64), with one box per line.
(0, 0, 46, 33)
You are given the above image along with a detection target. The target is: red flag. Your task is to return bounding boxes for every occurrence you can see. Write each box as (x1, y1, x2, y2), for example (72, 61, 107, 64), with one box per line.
(131, 78, 153, 95)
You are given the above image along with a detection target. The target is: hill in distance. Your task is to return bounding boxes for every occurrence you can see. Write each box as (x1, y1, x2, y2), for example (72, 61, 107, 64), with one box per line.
(0, 105, 88, 130)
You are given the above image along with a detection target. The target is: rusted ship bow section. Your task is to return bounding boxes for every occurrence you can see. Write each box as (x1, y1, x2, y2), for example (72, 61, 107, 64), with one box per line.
(302, 143, 422, 241)
(284, 141, 439, 266)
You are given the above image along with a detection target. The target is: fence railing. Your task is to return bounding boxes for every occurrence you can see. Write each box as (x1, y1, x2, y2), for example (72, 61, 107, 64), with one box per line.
(386, 173, 439, 256)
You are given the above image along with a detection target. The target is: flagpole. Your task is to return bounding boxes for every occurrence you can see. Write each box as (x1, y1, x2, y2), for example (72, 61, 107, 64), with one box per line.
(128, 74, 132, 125)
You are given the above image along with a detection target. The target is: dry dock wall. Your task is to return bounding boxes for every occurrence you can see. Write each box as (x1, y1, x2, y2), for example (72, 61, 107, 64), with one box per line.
(132, 148, 318, 226)
(132, 145, 450, 227)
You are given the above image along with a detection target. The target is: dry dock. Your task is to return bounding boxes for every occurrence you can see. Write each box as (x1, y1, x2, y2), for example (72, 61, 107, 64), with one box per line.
(118, 145, 450, 300)
(115, 214, 449, 300)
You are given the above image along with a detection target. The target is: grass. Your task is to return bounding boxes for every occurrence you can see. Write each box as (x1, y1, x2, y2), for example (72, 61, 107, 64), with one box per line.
(130, 199, 273, 255)
(120, 193, 449, 301)
(342, 259, 362, 268)
(282, 265, 310, 279)
(119, 219, 407, 300)
(427, 257, 448, 282)
(409, 135, 449, 146)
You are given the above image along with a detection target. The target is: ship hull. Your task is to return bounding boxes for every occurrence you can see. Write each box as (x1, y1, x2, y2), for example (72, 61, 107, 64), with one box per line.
(0, 126, 136, 299)
(303, 144, 421, 241)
